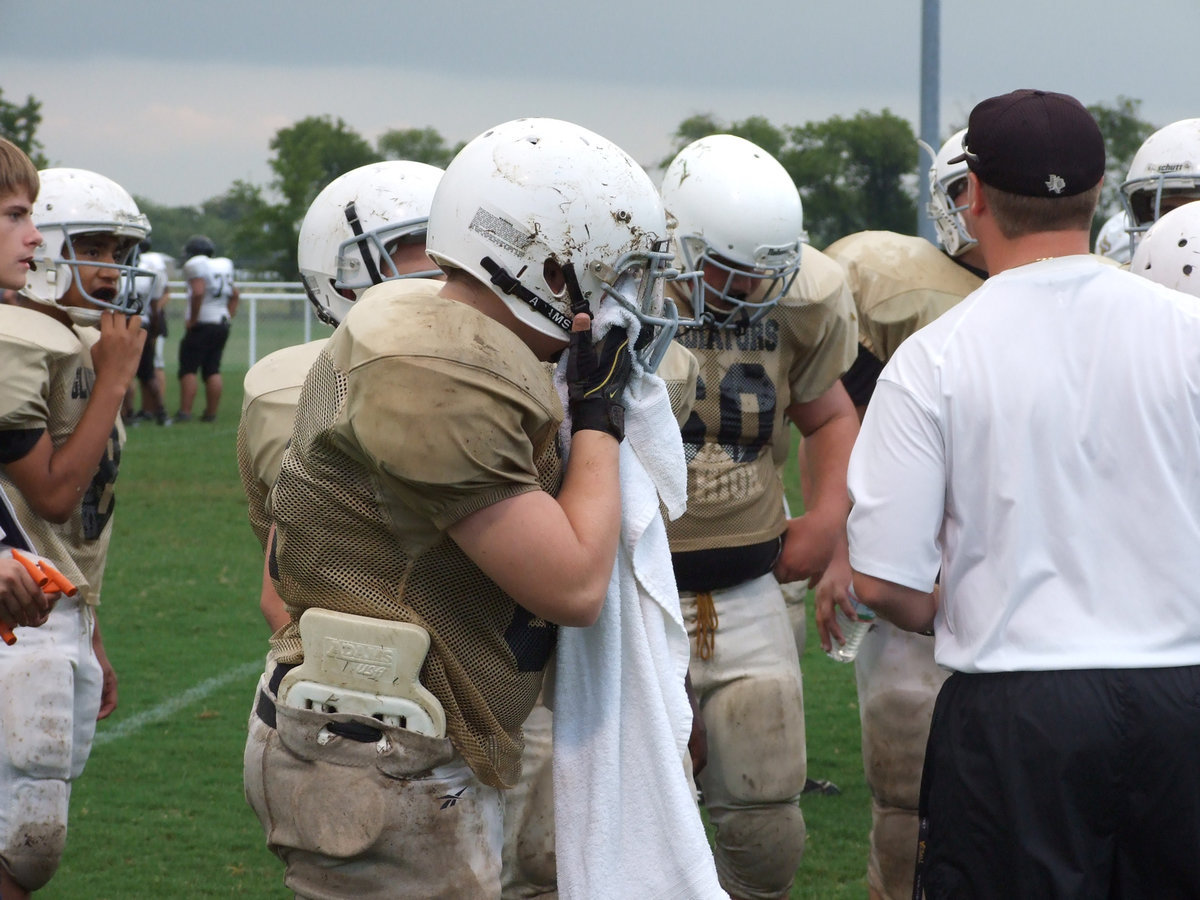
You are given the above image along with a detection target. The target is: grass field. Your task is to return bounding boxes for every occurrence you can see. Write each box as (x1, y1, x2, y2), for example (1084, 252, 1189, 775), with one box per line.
(41, 307, 873, 899)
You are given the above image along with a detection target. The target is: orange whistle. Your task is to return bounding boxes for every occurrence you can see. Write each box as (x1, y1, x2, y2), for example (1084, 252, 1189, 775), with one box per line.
(9, 549, 48, 590)
(10, 549, 77, 597)
(35, 559, 77, 598)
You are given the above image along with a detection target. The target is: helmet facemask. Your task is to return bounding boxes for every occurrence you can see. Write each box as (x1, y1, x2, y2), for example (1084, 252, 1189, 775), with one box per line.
(34, 225, 151, 324)
(675, 234, 800, 331)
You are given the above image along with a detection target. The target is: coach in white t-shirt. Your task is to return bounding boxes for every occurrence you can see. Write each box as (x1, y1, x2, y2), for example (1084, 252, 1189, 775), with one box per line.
(847, 89, 1200, 899)
(176, 234, 238, 422)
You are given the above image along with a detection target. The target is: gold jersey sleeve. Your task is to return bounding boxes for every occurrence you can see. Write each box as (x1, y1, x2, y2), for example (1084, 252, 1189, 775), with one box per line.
(0, 306, 124, 605)
(824, 231, 983, 364)
(666, 245, 858, 553)
(236, 339, 329, 551)
(269, 281, 564, 788)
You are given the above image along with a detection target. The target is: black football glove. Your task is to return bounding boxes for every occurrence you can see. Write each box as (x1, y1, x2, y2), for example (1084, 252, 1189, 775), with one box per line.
(567, 323, 633, 441)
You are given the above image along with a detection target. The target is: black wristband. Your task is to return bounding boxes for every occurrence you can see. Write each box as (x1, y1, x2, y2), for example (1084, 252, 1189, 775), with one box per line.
(570, 397, 625, 441)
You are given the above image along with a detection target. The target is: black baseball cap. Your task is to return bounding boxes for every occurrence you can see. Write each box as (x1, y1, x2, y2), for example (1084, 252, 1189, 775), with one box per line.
(949, 89, 1105, 198)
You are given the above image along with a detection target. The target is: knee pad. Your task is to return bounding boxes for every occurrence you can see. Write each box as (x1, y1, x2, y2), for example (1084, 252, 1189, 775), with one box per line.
(867, 798, 920, 900)
(703, 676, 806, 805)
(0, 652, 76, 891)
(860, 686, 937, 811)
(2, 780, 69, 891)
(711, 803, 805, 899)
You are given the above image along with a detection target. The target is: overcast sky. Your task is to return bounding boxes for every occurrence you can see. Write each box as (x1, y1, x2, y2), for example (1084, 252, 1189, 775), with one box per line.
(2, 0, 1195, 207)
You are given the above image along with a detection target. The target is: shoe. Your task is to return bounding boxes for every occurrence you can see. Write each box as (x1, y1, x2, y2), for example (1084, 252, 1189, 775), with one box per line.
(134, 410, 153, 422)
(200, 413, 217, 423)
(802, 777, 841, 796)
(155, 411, 173, 427)
(174, 411, 193, 423)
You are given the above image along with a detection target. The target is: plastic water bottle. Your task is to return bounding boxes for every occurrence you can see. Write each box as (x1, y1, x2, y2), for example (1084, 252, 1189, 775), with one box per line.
(826, 587, 876, 663)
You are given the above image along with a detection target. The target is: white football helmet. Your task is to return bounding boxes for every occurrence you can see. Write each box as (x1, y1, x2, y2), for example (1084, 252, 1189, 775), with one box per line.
(426, 118, 678, 370)
(660, 134, 803, 329)
(298, 161, 444, 326)
(23, 168, 151, 324)
(1093, 210, 1132, 265)
(1120, 118, 1200, 250)
(1129, 201, 1200, 300)
(926, 128, 977, 258)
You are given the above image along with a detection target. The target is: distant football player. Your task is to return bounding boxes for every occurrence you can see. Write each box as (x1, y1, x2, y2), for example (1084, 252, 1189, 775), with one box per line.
(236, 160, 444, 632)
(129, 239, 171, 425)
(243, 118, 688, 898)
(820, 129, 987, 900)
(1, 166, 148, 899)
(1120, 118, 1200, 254)
(659, 133, 859, 900)
(176, 233, 238, 422)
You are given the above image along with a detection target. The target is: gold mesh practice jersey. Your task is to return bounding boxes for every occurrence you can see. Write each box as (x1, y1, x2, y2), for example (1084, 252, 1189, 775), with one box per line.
(236, 339, 329, 551)
(268, 280, 564, 788)
(666, 245, 858, 553)
(824, 231, 983, 365)
(0, 306, 125, 605)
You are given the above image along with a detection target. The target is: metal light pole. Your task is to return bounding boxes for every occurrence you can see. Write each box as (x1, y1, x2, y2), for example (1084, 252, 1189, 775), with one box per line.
(918, 0, 940, 243)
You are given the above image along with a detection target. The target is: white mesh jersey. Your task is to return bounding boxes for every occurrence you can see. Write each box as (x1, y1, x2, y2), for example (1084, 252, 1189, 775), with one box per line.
(236, 339, 329, 551)
(0, 306, 125, 605)
(666, 245, 858, 552)
(182, 255, 236, 324)
(824, 231, 984, 364)
(268, 280, 564, 788)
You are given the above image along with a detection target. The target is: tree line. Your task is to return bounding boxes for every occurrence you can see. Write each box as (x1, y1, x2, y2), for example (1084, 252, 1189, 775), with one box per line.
(0, 88, 1157, 279)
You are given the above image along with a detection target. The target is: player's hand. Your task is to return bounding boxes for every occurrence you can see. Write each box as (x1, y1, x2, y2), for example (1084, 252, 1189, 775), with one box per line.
(92, 627, 118, 720)
(772, 512, 841, 585)
(811, 557, 855, 654)
(91, 311, 146, 388)
(0, 558, 55, 628)
(566, 313, 634, 441)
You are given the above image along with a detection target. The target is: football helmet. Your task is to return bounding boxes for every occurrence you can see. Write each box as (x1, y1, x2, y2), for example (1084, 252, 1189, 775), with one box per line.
(1093, 210, 1132, 265)
(426, 118, 678, 370)
(184, 234, 216, 258)
(660, 134, 803, 330)
(1129, 201, 1200, 300)
(298, 161, 444, 326)
(1120, 118, 1200, 250)
(927, 129, 977, 258)
(23, 167, 151, 324)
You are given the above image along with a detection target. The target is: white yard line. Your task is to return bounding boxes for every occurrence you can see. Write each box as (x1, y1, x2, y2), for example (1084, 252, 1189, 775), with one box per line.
(94, 658, 263, 746)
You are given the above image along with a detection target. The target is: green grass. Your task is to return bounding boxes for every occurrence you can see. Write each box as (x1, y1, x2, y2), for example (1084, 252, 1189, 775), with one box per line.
(42, 308, 871, 898)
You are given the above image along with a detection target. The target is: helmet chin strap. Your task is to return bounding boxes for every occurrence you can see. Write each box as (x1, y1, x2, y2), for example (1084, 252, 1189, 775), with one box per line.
(344, 201, 383, 285)
(479, 256, 573, 334)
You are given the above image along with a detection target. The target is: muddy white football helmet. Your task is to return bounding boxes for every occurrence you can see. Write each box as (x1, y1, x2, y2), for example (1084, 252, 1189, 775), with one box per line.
(927, 129, 977, 258)
(298, 161, 444, 326)
(1120, 118, 1200, 251)
(23, 168, 151, 324)
(1093, 210, 1132, 265)
(1129, 201, 1200, 299)
(660, 134, 803, 329)
(426, 118, 678, 369)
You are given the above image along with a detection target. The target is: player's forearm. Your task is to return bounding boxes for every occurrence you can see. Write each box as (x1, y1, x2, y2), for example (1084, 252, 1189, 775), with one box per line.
(851, 570, 937, 632)
(551, 429, 622, 616)
(799, 409, 857, 523)
(9, 378, 126, 522)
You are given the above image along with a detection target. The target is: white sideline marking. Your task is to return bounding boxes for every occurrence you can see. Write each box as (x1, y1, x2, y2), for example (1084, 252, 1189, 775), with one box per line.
(95, 659, 263, 746)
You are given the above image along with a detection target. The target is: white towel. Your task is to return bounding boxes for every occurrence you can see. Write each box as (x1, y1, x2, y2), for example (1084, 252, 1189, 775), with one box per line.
(551, 302, 727, 900)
